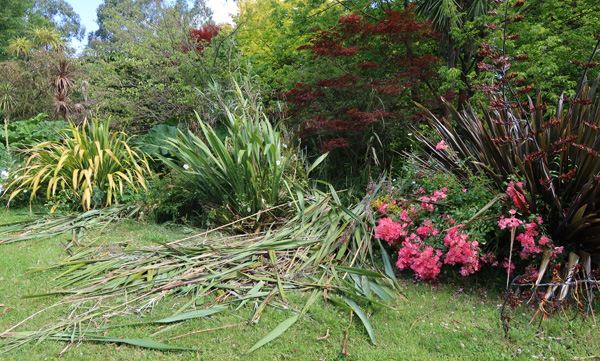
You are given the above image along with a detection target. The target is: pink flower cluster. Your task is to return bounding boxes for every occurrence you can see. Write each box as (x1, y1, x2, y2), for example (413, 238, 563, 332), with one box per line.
(416, 220, 439, 239)
(497, 211, 563, 271)
(399, 207, 418, 222)
(436, 140, 449, 150)
(503, 258, 516, 277)
(420, 187, 447, 212)
(396, 241, 442, 280)
(443, 227, 481, 276)
(374, 217, 408, 245)
(497, 215, 523, 229)
(374, 187, 483, 281)
(516, 220, 544, 258)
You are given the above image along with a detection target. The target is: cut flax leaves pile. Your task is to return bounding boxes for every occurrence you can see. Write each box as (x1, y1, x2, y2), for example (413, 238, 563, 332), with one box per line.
(0, 82, 402, 354)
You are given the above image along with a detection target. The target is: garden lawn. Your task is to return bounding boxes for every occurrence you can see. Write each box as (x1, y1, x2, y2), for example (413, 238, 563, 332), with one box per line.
(0, 209, 599, 360)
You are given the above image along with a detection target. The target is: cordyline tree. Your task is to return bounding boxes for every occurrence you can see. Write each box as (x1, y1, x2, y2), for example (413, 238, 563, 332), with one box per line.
(279, 5, 443, 179)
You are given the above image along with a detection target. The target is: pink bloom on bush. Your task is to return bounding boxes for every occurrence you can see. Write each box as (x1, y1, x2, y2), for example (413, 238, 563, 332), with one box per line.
(432, 189, 447, 201)
(462, 189, 467, 193)
(516, 221, 543, 259)
(443, 227, 481, 276)
(436, 140, 449, 150)
(517, 232, 542, 259)
(396, 241, 420, 270)
(507, 181, 528, 209)
(551, 246, 564, 258)
(406, 232, 421, 242)
(396, 241, 442, 280)
(374, 217, 407, 245)
(416, 220, 439, 239)
(497, 216, 523, 229)
(379, 203, 388, 215)
(503, 258, 516, 277)
(420, 196, 434, 211)
(538, 235, 550, 246)
(399, 207, 416, 223)
(480, 252, 497, 265)
(412, 246, 443, 280)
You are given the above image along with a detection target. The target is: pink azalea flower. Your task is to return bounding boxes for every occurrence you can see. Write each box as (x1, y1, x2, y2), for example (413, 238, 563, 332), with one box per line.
(374, 218, 407, 245)
(379, 203, 388, 215)
(436, 140, 449, 150)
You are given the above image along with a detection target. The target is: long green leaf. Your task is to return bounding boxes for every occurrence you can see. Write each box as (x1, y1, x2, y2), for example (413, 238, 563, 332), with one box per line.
(247, 314, 300, 353)
(49, 334, 194, 351)
(342, 296, 376, 345)
(155, 305, 227, 323)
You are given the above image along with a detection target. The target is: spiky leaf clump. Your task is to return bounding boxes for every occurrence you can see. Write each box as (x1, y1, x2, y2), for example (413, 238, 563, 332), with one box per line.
(8, 117, 152, 211)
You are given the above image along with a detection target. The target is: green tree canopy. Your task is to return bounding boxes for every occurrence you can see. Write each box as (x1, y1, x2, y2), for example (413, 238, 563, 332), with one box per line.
(0, 0, 32, 59)
(32, 0, 85, 41)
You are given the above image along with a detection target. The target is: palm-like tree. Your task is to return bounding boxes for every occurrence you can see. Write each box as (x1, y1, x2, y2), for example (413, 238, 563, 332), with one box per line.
(51, 59, 76, 119)
(8, 37, 32, 59)
(416, 0, 492, 104)
(30, 26, 65, 51)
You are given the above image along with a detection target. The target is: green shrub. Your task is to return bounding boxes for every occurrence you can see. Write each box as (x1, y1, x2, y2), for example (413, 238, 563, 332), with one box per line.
(5, 113, 68, 149)
(133, 123, 179, 172)
(139, 170, 208, 226)
(7, 117, 153, 211)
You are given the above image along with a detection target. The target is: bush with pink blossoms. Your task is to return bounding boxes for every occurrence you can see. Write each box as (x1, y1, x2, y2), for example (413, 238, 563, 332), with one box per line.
(371, 163, 568, 282)
(372, 168, 502, 281)
(374, 217, 408, 245)
(443, 227, 481, 276)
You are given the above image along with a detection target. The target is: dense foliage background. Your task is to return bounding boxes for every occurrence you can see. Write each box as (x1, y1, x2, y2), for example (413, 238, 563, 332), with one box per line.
(1, 0, 600, 278)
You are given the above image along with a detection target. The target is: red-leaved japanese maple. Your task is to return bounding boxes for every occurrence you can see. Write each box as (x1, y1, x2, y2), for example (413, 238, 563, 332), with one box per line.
(280, 6, 443, 175)
(184, 25, 220, 53)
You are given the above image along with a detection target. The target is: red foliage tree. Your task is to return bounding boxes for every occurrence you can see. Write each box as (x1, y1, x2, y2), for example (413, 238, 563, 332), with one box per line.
(184, 24, 220, 53)
(280, 6, 443, 174)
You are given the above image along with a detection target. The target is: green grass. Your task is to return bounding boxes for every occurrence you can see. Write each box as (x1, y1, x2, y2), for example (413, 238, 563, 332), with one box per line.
(1, 209, 599, 360)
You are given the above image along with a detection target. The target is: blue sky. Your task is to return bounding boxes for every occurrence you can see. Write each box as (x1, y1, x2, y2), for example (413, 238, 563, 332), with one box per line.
(65, 0, 238, 51)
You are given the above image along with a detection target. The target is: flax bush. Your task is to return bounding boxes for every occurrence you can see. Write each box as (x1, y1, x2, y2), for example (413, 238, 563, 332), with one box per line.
(160, 80, 316, 227)
(7, 117, 152, 211)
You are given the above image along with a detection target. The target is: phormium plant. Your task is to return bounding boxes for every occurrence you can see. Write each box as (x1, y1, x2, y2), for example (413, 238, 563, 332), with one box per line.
(7, 117, 152, 211)
(160, 80, 318, 228)
(414, 0, 600, 259)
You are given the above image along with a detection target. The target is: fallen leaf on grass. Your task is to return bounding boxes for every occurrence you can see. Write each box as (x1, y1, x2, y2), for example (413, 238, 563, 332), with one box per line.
(0, 308, 12, 315)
